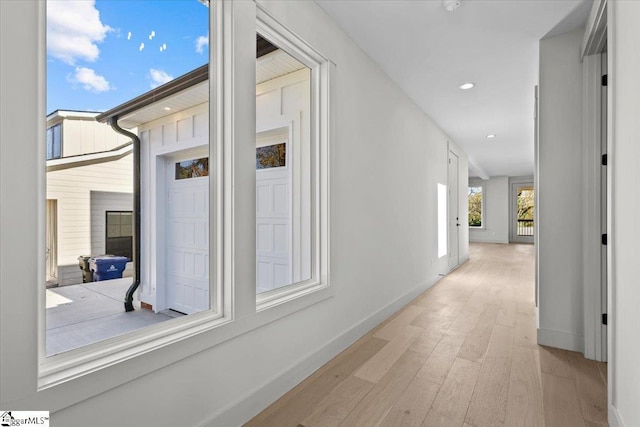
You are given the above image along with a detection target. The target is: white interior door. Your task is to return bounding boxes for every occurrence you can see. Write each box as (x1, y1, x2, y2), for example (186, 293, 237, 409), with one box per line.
(448, 150, 460, 271)
(256, 138, 291, 294)
(166, 155, 209, 314)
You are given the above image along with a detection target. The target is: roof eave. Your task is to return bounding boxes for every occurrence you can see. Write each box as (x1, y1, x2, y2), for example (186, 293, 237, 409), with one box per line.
(96, 64, 209, 123)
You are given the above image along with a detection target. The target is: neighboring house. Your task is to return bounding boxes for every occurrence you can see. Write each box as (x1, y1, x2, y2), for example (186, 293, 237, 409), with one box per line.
(45, 111, 134, 286)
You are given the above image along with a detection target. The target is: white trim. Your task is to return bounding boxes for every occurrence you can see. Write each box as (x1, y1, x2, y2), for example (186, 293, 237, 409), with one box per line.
(46, 144, 133, 169)
(508, 177, 534, 244)
(37, 0, 230, 390)
(46, 110, 100, 122)
(467, 181, 484, 229)
(582, 0, 608, 58)
(197, 274, 443, 427)
(254, 4, 332, 312)
(610, 405, 625, 427)
(607, 1, 616, 422)
(537, 328, 585, 353)
(25, 0, 337, 409)
(582, 53, 606, 362)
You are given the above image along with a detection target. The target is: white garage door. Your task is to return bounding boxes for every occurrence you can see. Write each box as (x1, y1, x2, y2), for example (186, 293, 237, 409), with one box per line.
(166, 156, 209, 314)
(256, 141, 291, 293)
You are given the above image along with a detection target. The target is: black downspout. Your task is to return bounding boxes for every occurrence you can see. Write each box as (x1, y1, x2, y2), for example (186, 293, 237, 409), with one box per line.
(109, 116, 141, 312)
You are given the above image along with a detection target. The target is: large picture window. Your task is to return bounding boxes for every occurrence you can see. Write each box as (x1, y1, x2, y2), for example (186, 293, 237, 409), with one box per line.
(30, 0, 332, 403)
(44, 0, 210, 356)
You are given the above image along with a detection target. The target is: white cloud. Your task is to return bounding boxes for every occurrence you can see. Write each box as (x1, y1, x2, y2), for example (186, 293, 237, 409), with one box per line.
(47, 0, 112, 65)
(70, 67, 111, 93)
(127, 31, 132, 41)
(195, 35, 208, 54)
(149, 69, 174, 88)
(139, 42, 145, 52)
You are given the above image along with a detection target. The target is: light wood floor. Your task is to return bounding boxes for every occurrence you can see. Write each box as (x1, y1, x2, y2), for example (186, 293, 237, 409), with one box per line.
(245, 243, 608, 427)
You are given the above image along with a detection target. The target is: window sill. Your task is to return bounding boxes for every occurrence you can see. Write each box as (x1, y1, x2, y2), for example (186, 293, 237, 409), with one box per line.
(36, 282, 333, 411)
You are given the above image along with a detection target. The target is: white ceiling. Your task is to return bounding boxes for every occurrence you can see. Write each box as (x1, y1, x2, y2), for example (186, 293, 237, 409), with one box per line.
(315, 0, 591, 178)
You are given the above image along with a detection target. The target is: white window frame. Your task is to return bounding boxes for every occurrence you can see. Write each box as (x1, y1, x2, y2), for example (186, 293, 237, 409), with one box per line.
(468, 183, 484, 228)
(37, 0, 230, 391)
(0, 0, 334, 412)
(254, 7, 331, 312)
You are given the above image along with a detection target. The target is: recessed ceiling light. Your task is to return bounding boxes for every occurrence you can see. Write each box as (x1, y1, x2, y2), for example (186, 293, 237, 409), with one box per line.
(443, 0, 462, 12)
(486, 134, 496, 139)
(164, 107, 171, 111)
(459, 82, 475, 90)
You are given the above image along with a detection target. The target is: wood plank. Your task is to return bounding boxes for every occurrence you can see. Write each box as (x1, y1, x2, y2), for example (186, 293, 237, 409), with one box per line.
(465, 358, 511, 427)
(340, 350, 428, 427)
(378, 377, 440, 427)
(411, 300, 465, 336)
(408, 328, 443, 356)
(354, 325, 422, 384)
(374, 305, 426, 341)
(484, 324, 514, 361)
(415, 333, 465, 385)
(457, 303, 500, 363)
(504, 346, 544, 427)
(250, 244, 594, 427)
(447, 294, 487, 337)
(566, 351, 608, 425)
(513, 311, 537, 348)
(539, 345, 573, 379)
(496, 300, 517, 328)
(421, 358, 481, 427)
(541, 373, 585, 427)
(245, 337, 387, 427)
(301, 376, 374, 427)
(596, 361, 607, 386)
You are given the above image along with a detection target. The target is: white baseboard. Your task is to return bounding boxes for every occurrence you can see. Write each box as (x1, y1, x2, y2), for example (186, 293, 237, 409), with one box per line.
(537, 328, 584, 353)
(609, 405, 624, 427)
(469, 237, 509, 244)
(198, 274, 442, 427)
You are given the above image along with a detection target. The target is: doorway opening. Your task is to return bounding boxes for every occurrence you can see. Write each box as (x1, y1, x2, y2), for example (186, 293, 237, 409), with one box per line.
(510, 182, 535, 244)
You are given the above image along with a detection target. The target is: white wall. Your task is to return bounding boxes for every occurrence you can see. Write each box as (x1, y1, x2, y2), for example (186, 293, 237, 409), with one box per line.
(609, 2, 640, 425)
(62, 118, 130, 157)
(0, 1, 468, 426)
(537, 28, 585, 352)
(469, 176, 509, 244)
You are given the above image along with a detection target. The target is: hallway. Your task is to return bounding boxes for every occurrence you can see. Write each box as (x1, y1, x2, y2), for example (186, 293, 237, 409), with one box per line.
(246, 243, 608, 427)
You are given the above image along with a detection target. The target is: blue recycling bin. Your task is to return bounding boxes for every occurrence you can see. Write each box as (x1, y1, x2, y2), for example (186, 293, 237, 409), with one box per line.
(89, 255, 129, 281)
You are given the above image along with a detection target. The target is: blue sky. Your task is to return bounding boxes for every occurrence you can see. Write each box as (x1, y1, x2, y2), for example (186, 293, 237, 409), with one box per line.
(46, 0, 209, 115)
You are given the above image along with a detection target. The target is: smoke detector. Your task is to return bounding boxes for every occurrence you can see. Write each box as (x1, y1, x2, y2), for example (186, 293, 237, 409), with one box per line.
(443, 0, 461, 12)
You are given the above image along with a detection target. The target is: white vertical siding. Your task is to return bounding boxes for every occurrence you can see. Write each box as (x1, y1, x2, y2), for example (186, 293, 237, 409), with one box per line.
(62, 119, 130, 157)
(138, 102, 209, 308)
